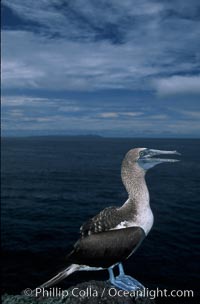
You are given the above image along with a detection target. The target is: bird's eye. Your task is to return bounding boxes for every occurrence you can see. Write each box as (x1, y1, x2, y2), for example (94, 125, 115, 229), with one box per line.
(139, 151, 145, 157)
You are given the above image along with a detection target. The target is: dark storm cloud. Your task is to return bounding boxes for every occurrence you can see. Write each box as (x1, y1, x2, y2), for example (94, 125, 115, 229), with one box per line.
(2, 0, 200, 136)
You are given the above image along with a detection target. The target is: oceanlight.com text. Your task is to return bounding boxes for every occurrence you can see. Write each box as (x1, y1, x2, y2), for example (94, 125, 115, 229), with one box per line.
(23, 286, 194, 300)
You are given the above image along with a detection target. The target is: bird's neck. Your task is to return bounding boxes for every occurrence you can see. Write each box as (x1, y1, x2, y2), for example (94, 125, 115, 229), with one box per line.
(121, 159, 150, 209)
(119, 159, 154, 235)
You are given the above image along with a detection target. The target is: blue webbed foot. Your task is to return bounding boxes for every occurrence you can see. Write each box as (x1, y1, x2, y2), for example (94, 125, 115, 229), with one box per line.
(114, 274, 145, 291)
(108, 263, 145, 292)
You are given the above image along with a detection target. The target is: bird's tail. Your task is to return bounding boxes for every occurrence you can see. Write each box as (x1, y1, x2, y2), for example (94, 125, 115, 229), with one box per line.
(32, 264, 80, 295)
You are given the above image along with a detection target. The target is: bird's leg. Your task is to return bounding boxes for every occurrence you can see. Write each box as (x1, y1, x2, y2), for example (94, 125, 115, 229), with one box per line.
(108, 263, 145, 292)
(108, 266, 115, 284)
(118, 263, 125, 276)
(108, 266, 130, 290)
(116, 263, 145, 291)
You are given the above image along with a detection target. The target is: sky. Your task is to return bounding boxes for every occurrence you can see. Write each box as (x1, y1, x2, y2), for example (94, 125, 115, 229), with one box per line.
(2, 0, 200, 137)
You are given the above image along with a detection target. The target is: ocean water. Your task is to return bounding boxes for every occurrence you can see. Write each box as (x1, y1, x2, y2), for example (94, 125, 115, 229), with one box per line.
(1, 137, 200, 302)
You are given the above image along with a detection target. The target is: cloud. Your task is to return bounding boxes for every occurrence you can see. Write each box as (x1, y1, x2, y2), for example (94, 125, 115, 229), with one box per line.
(148, 114, 168, 120)
(153, 75, 200, 95)
(2, 94, 200, 137)
(2, 0, 164, 42)
(165, 121, 200, 135)
(2, 27, 199, 92)
(180, 110, 200, 119)
(2, 0, 200, 137)
(99, 112, 119, 118)
(1, 95, 56, 106)
(1, 30, 158, 91)
(121, 112, 144, 117)
(58, 106, 81, 112)
(99, 112, 143, 118)
(8, 109, 24, 117)
(2, 0, 200, 92)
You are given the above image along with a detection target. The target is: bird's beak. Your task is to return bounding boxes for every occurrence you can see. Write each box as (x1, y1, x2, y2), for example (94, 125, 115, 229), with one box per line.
(138, 149, 181, 170)
(143, 149, 181, 163)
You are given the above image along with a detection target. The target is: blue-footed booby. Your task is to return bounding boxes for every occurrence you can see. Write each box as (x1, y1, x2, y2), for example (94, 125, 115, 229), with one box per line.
(35, 148, 180, 292)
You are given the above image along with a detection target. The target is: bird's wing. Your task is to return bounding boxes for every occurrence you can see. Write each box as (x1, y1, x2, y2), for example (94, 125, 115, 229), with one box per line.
(67, 226, 145, 268)
(80, 206, 123, 237)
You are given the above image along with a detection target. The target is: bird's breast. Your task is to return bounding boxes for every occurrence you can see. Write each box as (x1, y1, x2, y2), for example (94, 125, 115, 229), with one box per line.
(110, 207, 154, 236)
(134, 207, 154, 235)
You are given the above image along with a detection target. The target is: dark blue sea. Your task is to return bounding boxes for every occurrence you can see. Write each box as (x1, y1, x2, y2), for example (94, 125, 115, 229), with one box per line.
(1, 137, 200, 302)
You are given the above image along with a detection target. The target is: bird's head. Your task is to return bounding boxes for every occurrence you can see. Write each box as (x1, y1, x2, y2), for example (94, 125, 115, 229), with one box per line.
(125, 147, 181, 171)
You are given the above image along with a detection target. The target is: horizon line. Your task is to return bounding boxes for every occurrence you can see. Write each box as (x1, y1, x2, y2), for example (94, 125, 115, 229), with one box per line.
(1, 134, 200, 140)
